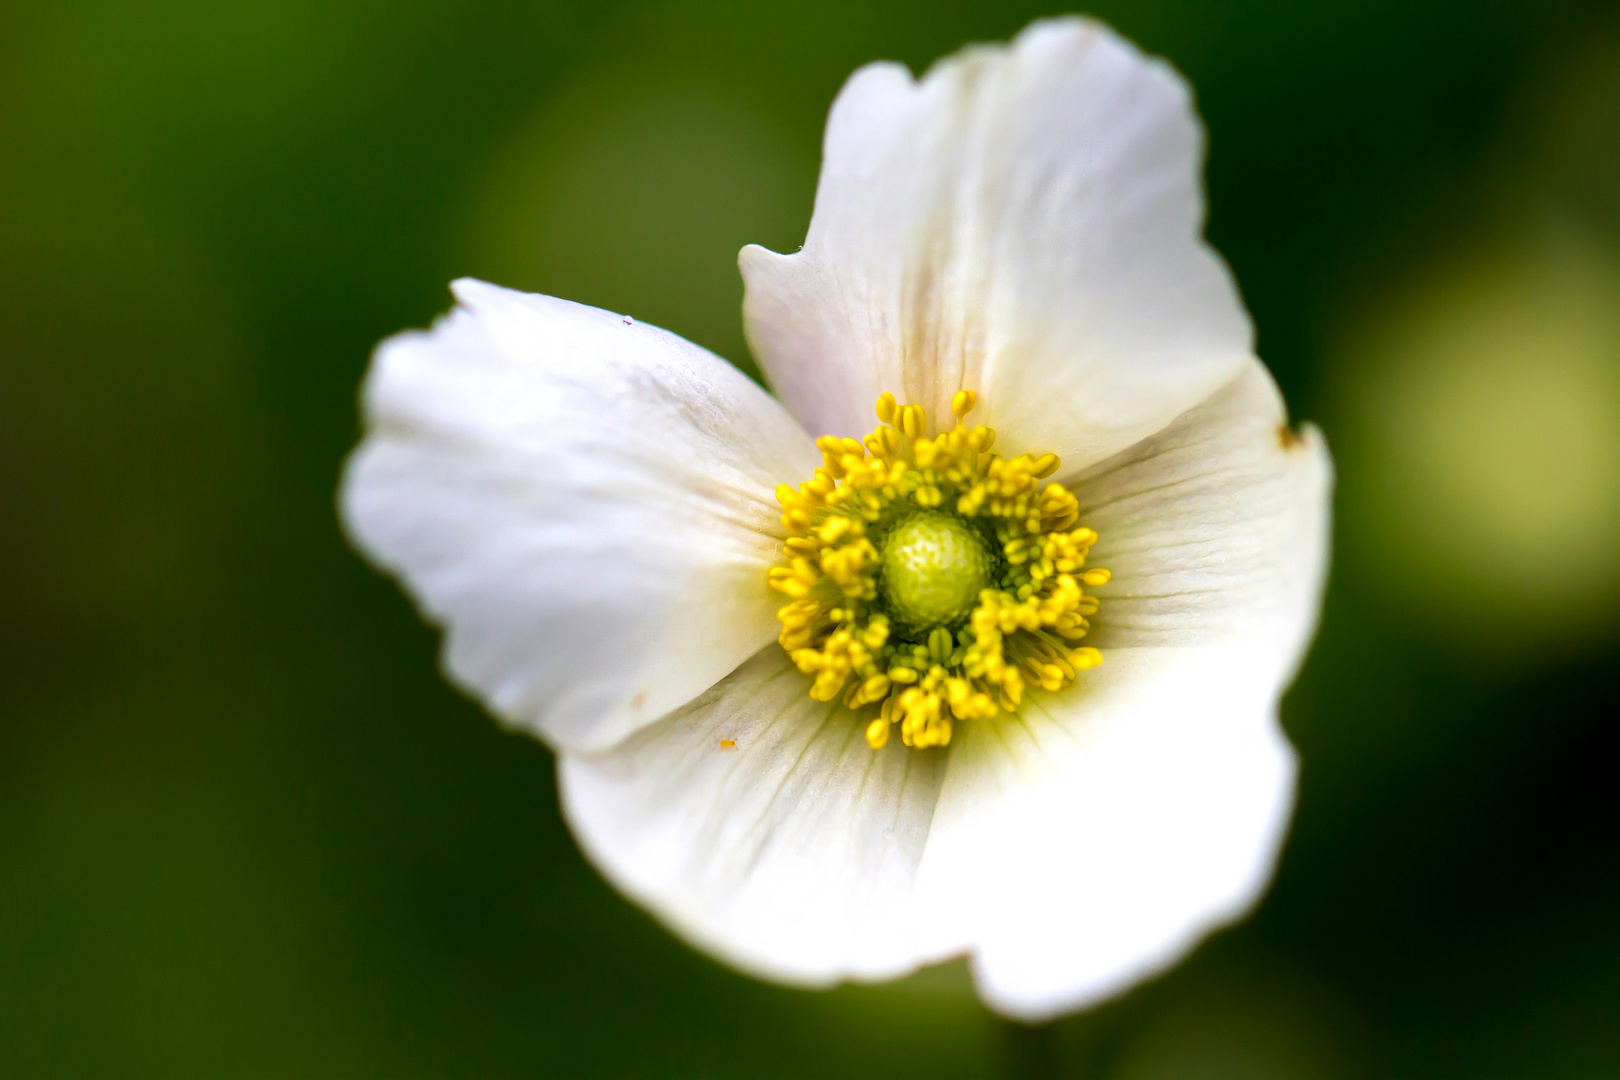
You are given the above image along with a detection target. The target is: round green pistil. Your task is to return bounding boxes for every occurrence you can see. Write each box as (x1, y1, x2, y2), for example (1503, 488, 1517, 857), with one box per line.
(879, 511, 992, 633)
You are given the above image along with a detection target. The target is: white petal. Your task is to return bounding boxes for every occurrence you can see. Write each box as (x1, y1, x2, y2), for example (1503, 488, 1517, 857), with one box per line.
(1075, 358, 1333, 679)
(741, 17, 1252, 471)
(917, 645, 1297, 1022)
(340, 279, 819, 752)
(914, 360, 1332, 1020)
(559, 647, 947, 984)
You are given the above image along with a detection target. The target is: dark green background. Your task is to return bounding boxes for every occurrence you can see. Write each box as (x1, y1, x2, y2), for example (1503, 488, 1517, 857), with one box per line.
(3, 1, 1617, 1076)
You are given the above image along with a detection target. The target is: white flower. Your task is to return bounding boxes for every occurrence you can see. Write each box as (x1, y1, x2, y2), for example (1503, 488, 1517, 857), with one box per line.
(340, 17, 1332, 1021)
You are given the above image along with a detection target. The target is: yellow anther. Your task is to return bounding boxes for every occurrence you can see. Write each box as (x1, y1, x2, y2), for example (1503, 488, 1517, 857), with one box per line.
(865, 717, 890, 749)
(1081, 569, 1111, 586)
(861, 616, 890, 650)
(846, 672, 891, 708)
(815, 515, 853, 542)
(875, 392, 898, 425)
(1033, 453, 1061, 479)
(901, 404, 927, 439)
(951, 389, 978, 418)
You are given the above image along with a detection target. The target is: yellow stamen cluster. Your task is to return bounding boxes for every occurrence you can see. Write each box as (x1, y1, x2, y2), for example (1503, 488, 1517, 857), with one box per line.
(768, 390, 1109, 750)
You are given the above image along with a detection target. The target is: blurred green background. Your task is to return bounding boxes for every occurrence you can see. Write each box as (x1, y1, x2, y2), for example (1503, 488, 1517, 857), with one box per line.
(3, 0, 1617, 1076)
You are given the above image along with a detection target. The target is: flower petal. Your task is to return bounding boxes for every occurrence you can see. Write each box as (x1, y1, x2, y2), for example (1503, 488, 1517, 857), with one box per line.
(913, 360, 1332, 1020)
(1074, 358, 1333, 675)
(559, 647, 947, 984)
(340, 279, 819, 753)
(916, 645, 1297, 1022)
(741, 17, 1252, 471)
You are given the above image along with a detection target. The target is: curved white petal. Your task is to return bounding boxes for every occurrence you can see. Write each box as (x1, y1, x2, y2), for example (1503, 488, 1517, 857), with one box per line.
(559, 647, 947, 983)
(741, 17, 1252, 471)
(341, 279, 819, 753)
(915, 360, 1332, 1020)
(1075, 358, 1333, 675)
(917, 646, 1298, 1021)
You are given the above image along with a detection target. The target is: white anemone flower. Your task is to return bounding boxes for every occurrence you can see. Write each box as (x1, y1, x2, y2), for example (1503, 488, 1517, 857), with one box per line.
(341, 17, 1332, 1021)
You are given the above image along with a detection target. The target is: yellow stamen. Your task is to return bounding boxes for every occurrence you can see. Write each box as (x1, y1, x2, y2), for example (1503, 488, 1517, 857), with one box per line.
(768, 391, 1109, 750)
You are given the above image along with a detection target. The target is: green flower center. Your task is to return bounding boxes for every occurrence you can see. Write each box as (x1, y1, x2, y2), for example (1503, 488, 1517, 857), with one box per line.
(879, 510, 992, 632)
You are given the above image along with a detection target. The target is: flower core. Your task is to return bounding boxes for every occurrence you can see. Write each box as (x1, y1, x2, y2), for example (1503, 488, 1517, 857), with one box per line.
(880, 511, 992, 631)
(768, 391, 1109, 750)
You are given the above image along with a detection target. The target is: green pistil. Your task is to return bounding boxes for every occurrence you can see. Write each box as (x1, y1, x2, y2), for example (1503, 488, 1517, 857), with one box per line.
(878, 510, 992, 633)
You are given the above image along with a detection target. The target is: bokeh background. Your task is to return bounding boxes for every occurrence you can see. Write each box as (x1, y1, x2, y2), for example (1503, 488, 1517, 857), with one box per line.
(3, 0, 1618, 1076)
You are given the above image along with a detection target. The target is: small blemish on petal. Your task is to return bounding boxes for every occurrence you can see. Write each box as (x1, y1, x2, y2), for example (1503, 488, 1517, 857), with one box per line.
(719, 738, 736, 749)
(630, 691, 648, 708)
(622, 315, 634, 326)
(1278, 424, 1306, 450)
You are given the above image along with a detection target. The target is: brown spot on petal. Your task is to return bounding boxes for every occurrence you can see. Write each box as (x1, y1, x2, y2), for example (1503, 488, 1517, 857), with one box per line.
(630, 691, 647, 708)
(1278, 424, 1307, 450)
